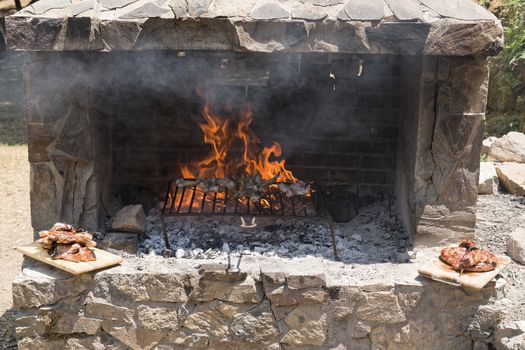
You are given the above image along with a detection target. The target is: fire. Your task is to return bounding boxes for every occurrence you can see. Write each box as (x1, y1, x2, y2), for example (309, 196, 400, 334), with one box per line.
(180, 103, 297, 182)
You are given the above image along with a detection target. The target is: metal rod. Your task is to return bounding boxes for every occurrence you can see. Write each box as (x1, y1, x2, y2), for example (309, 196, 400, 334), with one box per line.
(246, 200, 250, 215)
(223, 189, 228, 213)
(291, 197, 296, 216)
(234, 196, 239, 214)
(159, 214, 173, 257)
(176, 188, 186, 213)
(279, 192, 285, 216)
(212, 192, 218, 213)
(328, 222, 340, 261)
(188, 186, 197, 213)
(268, 194, 274, 215)
(162, 180, 172, 214)
(201, 192, 207, 213)
(169, 186, 179, 214)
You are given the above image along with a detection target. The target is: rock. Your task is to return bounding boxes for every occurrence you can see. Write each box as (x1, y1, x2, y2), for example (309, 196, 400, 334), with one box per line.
(183, 303, 230, 338)
(495, 162, 525, 196)
(85, 297, 135, 323)
(482, 136, 497, 156)
(344, 0, 385, 20)
(355, 291, 406, 324)
(137, 305, 180, 331)
(104, 326, 165, 350)
(54, 316, 102, 335)
(507, 228, 525, 265)
(230, 301, 280, 344)
(351, 234, 363, 242)
(100, 0, 137, 9)
(191, 274, 263, 303)
(249, 0, 290, 20)
(282, 304, 327, 346)
(112, 204, 145, 233)
(175, 248, 185, 259)
(222, 242, 230, 253)
(493, 321, 525, 350)
(120, 3, 170, 19)
(291, 4, 328, 21)
(93, 272, 189, 303)
(12, 267, 89, 308)
(478, 162, 499, 195)
(348, 320, 372, 338)
(29, 0, 70, 14)
(169, 330, 209, 348)
(102, 232, 138, 254)
(489, 132, 525, 163)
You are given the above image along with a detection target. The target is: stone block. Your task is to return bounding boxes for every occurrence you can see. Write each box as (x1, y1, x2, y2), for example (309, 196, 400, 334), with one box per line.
(103, 325, 166, 350)
(137, 305, 180, 331)
(495, 162, 525, 196)
(112, 204, 146, 233)
(482, 136, 497, 156)
(85, 297, 135, 323)
(54, 316, 102, 335)
(12, 265, 90, 308)
(489, 132, 525, 163)
(230, 301, 279, 344)
(168, 330, 209, 348)
(190, 265, 263, 303)
(262, 268, 329, 306)
(282, 304, 327, 346)
(183, 303, 230, 338)
(93, 272, 188, 303)
(507, 228, 525, 265)
(355, 291, 406, 324)
(493, 321, 525, 350)
(102, 232, 138, 254)
(479, 162, 499, 195)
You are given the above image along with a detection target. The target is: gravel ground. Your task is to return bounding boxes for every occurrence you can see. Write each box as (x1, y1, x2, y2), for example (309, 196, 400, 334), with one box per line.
(475, 194, 525, 322)
(0, 144, 30, 349)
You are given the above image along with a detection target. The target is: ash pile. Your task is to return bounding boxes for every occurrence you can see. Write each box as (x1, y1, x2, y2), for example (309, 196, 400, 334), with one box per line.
(140, 198, 410, 264)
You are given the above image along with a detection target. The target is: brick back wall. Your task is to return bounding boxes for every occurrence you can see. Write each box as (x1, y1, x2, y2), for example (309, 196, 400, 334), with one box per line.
(95, 52, 401, 197)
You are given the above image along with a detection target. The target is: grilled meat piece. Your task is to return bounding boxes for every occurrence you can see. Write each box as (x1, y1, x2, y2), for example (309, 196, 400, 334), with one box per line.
(36, 223, 97, 262)
(440, 240, 497, 272)
(278, 181, 311, 198)
(50, 243, 96, 262)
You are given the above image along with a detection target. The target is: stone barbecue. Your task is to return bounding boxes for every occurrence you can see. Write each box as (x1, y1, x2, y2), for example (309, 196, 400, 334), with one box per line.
(5, 0, 508, 349)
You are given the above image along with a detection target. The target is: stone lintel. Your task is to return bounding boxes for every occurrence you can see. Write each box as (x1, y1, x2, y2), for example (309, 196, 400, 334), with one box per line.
(5, 8, 503, 56)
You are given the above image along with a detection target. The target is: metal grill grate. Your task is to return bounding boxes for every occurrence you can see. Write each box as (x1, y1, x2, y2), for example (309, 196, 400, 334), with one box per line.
(161, 179, 318, 217)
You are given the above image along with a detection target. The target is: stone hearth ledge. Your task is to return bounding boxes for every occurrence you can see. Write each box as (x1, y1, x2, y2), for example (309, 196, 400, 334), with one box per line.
(13, 250, 507, 349)
(5, 0, 503, 56)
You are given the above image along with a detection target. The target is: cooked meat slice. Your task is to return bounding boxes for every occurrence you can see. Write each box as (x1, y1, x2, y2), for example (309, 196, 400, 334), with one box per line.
(51, 244, 96, 262)
(84, 240, 97, 248)
(54, 232, 93, 244)
(50, 223, 75, 232)
(50, 243, 81, 259)
(440, 241, 497, 272)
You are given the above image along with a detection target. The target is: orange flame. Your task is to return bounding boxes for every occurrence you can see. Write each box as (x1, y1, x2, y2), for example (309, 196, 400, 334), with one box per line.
(180, 103, 297, 182)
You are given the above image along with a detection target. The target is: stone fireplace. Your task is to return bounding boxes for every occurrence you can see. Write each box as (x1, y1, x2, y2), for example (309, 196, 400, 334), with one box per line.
(6, 0, 508, 349)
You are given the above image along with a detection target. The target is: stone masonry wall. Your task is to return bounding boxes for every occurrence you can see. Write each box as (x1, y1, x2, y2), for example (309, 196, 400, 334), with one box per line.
(413, 57, 489, 244)
(395, 56, 489, 244)
(13, 257, 506, 350)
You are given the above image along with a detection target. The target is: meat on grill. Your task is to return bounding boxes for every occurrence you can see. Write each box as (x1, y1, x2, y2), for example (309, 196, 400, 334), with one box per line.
(37, 223, 96, 262)
(440, 240, 497, 272)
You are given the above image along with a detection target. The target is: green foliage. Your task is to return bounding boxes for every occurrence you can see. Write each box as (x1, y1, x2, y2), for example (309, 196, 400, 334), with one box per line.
(482, 0, 525, 136)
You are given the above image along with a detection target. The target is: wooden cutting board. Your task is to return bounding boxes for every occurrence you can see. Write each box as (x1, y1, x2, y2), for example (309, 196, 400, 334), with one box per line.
(15, 242, 123, 275)
(418, 254, 511, 290)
